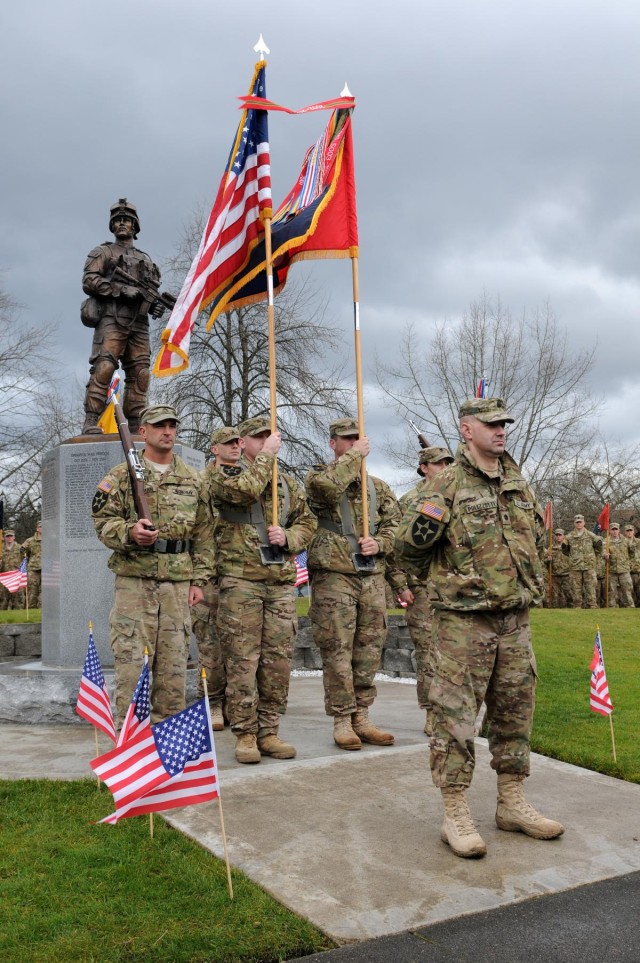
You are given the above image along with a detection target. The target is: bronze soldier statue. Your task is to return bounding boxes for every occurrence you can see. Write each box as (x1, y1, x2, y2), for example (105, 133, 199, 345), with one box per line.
(81, 199, 175, 435)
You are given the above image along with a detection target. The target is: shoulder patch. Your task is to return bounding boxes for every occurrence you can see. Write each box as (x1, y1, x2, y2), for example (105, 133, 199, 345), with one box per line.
(97, 478, 113, 494)
(222, 465, 243, 476)
(418, 500, 445, 521)
(92, 489, 109, 514)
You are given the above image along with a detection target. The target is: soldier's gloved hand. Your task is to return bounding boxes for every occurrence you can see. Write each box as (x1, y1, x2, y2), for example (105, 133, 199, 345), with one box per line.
(149, 300, 167, 319)
(119, 285, 140, 301)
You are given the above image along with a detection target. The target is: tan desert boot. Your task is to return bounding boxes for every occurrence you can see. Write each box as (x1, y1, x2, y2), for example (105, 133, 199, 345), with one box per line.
(257, 733, 297, 759)
(210, 705, 224, 731)
(440, 787, 487, 858)
(496, 774, 565, 839)
(333, 716, 362, 750)
(351, 707, 394, 746)
(235, 733, 261, 764)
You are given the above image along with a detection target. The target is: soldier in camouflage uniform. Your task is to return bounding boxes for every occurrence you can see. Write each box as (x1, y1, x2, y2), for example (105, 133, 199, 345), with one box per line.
(191, 427, 241, 732)
(305, 418, 402, 751)
(624, 524, 640, 606)
(92, 405, 214, 725)
(546, 529, 574, 608)
(595, 551, 606, 608)
(395, 398, 564, 859)
(81, 199, 166, 435)
(22, 522, 42, 609)
(399, 446, 454, 736)
(604, 522, 635, 607)
(209, 416, 317, 764)
(0, 530, 24, 611)
(562, 514, 602, 608)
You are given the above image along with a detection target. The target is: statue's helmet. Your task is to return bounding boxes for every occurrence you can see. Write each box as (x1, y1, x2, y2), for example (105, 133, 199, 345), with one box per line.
(109, 198, 141, 238)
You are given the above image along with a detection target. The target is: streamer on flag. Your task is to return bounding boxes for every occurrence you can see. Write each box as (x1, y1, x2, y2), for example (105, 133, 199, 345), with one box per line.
(153, 61, 272, 377)
(76, 626, 117, 742)
(294, 550, 309, 588)
(116, 656, 150, 747)
(92, 698, 219, 823)
(201, 105, 359, 325)
(589, 630, 613, 716)
(0, 557, 28, 593)
(476, 378, 489, 399)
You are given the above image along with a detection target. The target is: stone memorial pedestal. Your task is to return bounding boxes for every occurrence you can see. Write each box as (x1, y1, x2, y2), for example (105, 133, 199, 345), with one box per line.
(0, 434, 204, 724)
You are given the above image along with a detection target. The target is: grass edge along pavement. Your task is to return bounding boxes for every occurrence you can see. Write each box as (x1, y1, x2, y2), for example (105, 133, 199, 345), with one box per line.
(0, 780, 335, 963)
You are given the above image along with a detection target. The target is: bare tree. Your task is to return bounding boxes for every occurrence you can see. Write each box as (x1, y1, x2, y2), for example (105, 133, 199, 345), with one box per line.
(377, 294, 600, 489)
(151, 209, 353, 477)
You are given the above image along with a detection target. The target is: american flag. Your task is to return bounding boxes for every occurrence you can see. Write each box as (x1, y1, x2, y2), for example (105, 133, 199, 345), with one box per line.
(294, 550, 309, 588)
(116, 656, 150, 747)
(0, 557, 28, 593)
(476, 378, 489, 398)
(76, 627, 117, 742)
(92, 698, 219, 823)
(589, 630, 613, 716)
(153, 61, 271, 377)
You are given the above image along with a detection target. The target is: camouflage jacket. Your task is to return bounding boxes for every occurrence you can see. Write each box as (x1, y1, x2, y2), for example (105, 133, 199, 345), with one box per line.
(396, 481, 432, 588)
(1, 542, 22, 573)
(22, 535, 42, 572)
(562, 529, 602, 571)
(394, 443, 544, 612)
(626, 538, 640, 574)
(549, 543, 572, 576)
(92, 453, 214, 584)
(607, 536, 634, 574)
(207, 453, 317, 584)
(305, 448, 401, 577)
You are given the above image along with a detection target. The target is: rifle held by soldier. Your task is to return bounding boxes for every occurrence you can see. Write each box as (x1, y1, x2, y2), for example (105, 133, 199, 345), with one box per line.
(109, 382, 154, 531)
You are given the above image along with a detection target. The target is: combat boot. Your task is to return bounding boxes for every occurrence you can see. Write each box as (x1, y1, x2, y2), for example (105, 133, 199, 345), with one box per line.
(440, 787, 487, 858)
(496, 774, 565, 839)
(210, 704, 224, 732)
(82, 412, 102, 435)
(351, 707, 394, 746)
(235, 733, 261, 764)
(257, 732, 297, 759)
(333, 716, 362, 750)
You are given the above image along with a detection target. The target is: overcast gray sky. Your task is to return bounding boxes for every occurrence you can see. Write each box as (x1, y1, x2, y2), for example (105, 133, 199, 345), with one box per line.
(3, 0, 639, 484)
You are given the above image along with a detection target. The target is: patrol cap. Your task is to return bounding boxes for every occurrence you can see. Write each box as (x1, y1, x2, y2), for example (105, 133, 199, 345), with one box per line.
(610, 522, 620, 530)
(330, 417, 359, 437)
(554, 528, 565, 535)
(625, 524, 635, 532)
(458, 397, 514, 424)
(139, 405, 179, 426)
(210, 426, 241, 446)
(239, 416, 271, 437)
(417, 447, 454, 474)
(4, 529, 15, 537)
(574, 514, 585, 522)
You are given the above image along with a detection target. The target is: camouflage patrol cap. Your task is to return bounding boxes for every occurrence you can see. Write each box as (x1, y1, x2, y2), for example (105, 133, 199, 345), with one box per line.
(574, 514, 585, 522)
(554, 528, 565, 535)
(238, 416, 271, 437)
(610, 522, 620, 530)
(139, 405, 179, 425)
(330, 417, 359, 437)
(417, 447, 454, 474)
(625, 524, 635, 532)
(210, 426, 241, 446)
(458, 397, 514, 424)
(4, 530, 15, 537)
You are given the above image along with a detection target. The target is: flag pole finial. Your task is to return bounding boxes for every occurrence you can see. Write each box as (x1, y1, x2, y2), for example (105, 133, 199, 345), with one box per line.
(254, 34, 270, 60)
(341, 82, 352, 97)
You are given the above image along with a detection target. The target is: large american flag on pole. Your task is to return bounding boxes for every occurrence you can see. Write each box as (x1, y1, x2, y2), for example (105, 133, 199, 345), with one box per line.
(76, 626, 117, 742)
(153, 61, 271, 377)
(589, 629, 613, 716)
(92, 698, 219, 823)
(0, 557, 28, 593)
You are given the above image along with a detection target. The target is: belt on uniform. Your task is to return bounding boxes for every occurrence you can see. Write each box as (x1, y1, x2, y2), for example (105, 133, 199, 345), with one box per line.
(151, 538, 193, 554)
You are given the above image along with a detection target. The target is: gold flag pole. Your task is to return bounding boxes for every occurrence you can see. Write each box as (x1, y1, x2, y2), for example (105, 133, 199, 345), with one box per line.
(605, 528, 610, 608)
(548, 521, 553, 608)
(202, 668, 234, 899)
(264, 211, 279, 527)
(351, 255, 369, 538)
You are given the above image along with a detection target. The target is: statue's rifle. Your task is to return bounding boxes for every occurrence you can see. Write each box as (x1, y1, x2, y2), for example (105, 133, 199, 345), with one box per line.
(110, 258, 177, 320)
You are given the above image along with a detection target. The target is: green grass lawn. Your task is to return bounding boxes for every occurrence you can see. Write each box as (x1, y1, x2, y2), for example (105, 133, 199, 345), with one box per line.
(528, 608, 640, 784)
(0, 781, 333, 963)
(0, 608, 41, 623)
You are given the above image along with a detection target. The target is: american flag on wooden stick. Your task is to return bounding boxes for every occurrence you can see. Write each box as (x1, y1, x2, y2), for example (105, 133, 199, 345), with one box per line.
(76, 625, 116, 742)
(589, 630, 613, 716)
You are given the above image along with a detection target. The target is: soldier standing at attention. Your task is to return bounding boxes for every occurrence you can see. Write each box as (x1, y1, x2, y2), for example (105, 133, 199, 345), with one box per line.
(81, 199, 169, 435)
(209, 416, 317, 765)
(92, 405, 214, 725)
(0, 530, 24, 611)
(563, 514, 602, 609)
(547, 528, 574, 608)
(305, 418, 402, 751)
(22, 521, 42, 609)
(624, 524, 640, 606)
(399, 447, 454, 736)
(604, 522, 635, 607)
(191, 427, 243, 731)
(394, 397, 564, 859)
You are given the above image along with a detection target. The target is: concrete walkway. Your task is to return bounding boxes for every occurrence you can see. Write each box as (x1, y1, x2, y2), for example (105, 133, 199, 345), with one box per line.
(2, 675, 640, 947)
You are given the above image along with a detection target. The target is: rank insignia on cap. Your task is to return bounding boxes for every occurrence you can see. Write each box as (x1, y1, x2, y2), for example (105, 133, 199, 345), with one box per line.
(418, 500, 445, 521)
(98, 479, 113, 494)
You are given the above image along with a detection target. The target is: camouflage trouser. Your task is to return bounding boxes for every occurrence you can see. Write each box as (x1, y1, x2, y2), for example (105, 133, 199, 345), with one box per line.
(405, 585, 434, 708)
(191, 580, 226, 705)
(608, 572, 635, 608)
(217, 575, 296, 736)
(631, 573, 640, 607)
(596, 577, 606, 608)
(27, 571, 41, 609)
(0, 585, 22, 610)
(551, 575, 573, 608)
(429, 608, 536, 789)
(310, 570, 386, 717)
(569, 569, 598, 608)
(110, 575, 191, 726)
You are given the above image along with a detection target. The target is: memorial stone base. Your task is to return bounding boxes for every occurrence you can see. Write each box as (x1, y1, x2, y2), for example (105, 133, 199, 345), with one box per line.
(0, 434, 204, 724)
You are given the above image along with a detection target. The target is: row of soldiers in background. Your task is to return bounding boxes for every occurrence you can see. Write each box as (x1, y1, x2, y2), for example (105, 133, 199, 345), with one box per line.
(0, 523, 42, 610)
(544, 515, 639, 608)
